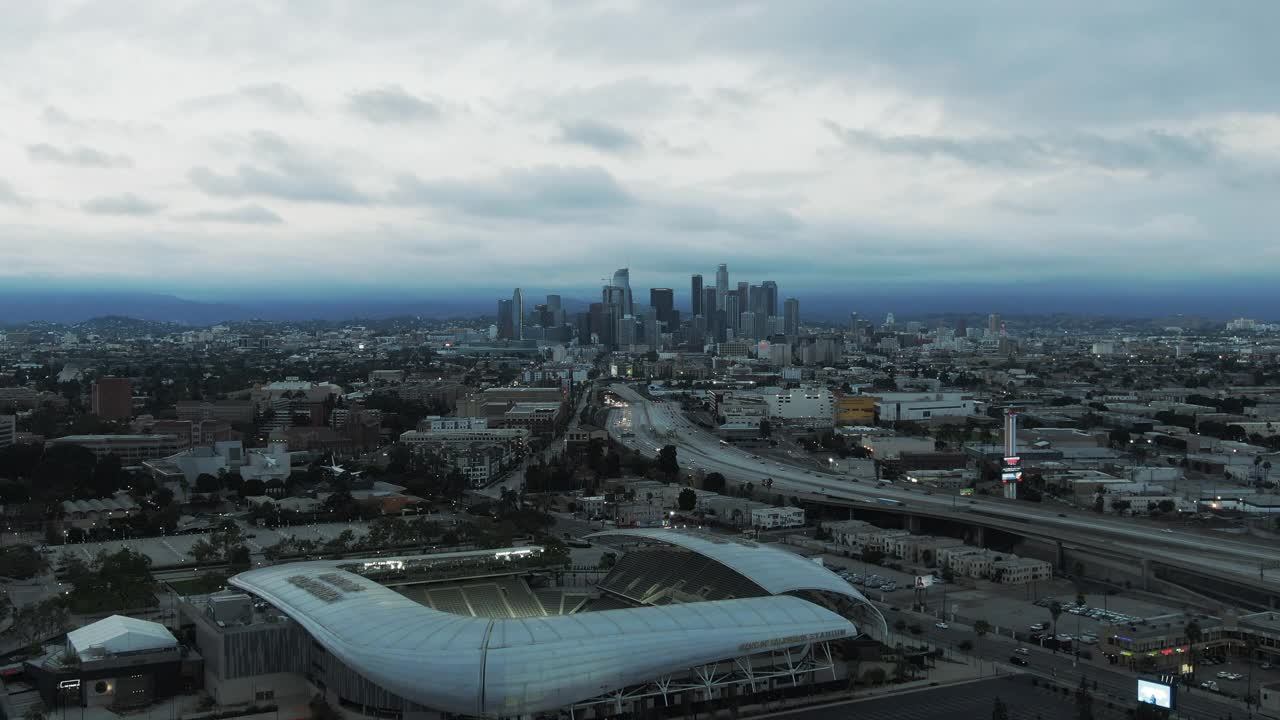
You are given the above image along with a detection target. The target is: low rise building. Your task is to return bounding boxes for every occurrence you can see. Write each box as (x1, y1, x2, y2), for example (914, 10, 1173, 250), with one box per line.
(750, 506, 805, 530)
(47, 434, 186, 466)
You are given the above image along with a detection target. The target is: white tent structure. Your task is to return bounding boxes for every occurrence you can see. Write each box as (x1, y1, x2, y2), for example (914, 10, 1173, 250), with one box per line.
(66, 615, 178, 661)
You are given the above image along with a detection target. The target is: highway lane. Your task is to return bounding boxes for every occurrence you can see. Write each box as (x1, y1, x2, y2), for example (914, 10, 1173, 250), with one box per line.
(606, 384, 1280, 587)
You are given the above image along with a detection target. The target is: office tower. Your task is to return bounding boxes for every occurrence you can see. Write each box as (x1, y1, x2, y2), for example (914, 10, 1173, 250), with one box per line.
(649, 288, 674, 324)
(512, 288, 524, 340)
(988, 313, 1002, 336)
(642, 308, 659, 350)
(849, 311, 859, 331)
(784, 298, 800, 335)
(724, 290, 740, 333)
(575, 312, 592, 344)
(91, 377, 133, 420)
(497, 299, 515, 339)
(737, 281, 749, 312)
(546, 294, 563, 326)
(612, 268, 633, 316)
(761, 281, 778, 318)
(748, 284, 764, 317)
(955, 317, 967, 336)
(884, 312, 896, 327)
(702, 288, 717, 318)
(715, 264, 729, 310)
(691, 274, 703, 317)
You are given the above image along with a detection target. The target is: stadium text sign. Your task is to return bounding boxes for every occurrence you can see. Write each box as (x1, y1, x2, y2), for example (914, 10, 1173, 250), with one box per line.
(738, 629, 849, 653)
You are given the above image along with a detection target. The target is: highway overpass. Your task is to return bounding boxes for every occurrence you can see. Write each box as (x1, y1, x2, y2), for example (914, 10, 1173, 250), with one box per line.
(606, 383, 1280, 608)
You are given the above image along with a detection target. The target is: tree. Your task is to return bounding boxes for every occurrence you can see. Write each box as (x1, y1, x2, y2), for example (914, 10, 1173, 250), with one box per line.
(598, 552, 617, 570)
(991, 697, 1009, 720)
(189, 538, 219, 564)
(759, 419, 772, 439)
(1185, 619, 1203, 679)
(1050, 601, 1063, 634)
(702, 472, 727, 494)
(861, 548, 885, 565)
(240, 478, 266, 498)
(1092, 495, 1105, 513)
(152, 486, 175, 508)
(677, 488, 697, 512)
(657, 445, 679, 479)
(194, 473, 222, 494)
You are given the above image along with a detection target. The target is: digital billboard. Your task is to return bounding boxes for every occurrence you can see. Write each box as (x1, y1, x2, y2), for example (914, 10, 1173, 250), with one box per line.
(1137, 679, 1174, 709)
(1001, 455, 1023, 484)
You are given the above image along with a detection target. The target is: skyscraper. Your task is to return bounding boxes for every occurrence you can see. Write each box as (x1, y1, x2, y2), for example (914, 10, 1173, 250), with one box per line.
(612, 268, 633, 316)
(546, 294, 563, 327)
(761, 281, 778, 318)
(497, 299, 514, 339)
(737, 281, 749, 311)
(724, 290, 740, 334)
(715, 264, 729, 310)
(512, 288, 524, 340)
(988, 313, 1002, 336)
(784, 297, 800, 335)
(691, 274, 703, 317)
(649, 288, 674, 324)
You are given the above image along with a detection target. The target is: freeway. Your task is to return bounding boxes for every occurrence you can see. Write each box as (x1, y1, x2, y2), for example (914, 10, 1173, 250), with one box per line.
(606, 384, 1280, 591)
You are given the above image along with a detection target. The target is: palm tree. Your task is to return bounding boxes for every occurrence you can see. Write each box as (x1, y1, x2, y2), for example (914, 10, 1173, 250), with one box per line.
(1050, 601, 1063, 636)
(1185, 619, 1202, 680)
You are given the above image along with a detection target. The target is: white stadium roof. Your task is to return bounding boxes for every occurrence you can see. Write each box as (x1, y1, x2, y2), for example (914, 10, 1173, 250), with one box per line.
(587, 528, 877, 602)
(232, 555, 859, 716)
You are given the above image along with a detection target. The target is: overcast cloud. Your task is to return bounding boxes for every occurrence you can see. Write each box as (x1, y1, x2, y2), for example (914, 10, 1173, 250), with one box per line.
(0, 1, 1277, 294)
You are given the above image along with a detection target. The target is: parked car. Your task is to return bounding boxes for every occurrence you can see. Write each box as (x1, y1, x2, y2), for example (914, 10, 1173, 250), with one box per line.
(1009, 656, 1029, 667)
(1200, 681, 1219, 691)
(1014, 648, 1030, 656)
(934, 622, 949, 630)
(1029, 623, 1045, 631)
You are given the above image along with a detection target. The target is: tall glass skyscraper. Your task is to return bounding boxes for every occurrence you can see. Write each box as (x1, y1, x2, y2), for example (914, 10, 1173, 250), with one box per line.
(715, 264, 729, 311)
(691, 274, 703, 317)
(611, 268, 633, 316)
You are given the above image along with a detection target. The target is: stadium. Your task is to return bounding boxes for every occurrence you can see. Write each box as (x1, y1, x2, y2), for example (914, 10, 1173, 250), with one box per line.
(180, 529, 885, 719)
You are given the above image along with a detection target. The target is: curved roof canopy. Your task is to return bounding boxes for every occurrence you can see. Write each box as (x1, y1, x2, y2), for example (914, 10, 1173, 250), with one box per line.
(67, 615, 177, 661)
(231, 562, 855, 717)
(587, 529, 874, 603)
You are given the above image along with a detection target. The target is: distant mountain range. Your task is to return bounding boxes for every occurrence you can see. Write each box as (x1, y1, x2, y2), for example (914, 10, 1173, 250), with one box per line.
(0, 285, 1275, 326)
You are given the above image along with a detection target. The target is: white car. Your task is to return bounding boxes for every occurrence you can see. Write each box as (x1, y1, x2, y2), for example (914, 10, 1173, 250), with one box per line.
(934, 622, 949, 629)
(1029, 623, 1045, 631)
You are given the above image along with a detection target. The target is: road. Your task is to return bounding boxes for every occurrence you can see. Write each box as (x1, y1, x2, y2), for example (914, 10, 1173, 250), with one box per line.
(880, 606, 1258, 720)
(606, 384, 1280, 591)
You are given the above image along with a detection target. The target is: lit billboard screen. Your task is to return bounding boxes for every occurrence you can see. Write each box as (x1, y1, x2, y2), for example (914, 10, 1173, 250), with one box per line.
(1137, 679, 1174, 709)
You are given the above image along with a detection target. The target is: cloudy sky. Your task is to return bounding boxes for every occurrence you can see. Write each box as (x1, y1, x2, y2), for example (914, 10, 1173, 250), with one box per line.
(2, 1, 1278, 299)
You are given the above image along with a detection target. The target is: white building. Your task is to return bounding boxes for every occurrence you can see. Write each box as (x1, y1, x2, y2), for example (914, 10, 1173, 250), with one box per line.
(861, 435, 935, 460)
(762, 386, 835, 425)
(750, 506, 805, 530)
(417, 416, 490, 432)
(873, 392, 977, 422)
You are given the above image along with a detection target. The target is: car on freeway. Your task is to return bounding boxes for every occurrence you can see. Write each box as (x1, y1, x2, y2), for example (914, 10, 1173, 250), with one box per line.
(1009, 656, 1029, 667)
(1162, 528, 1174, 533)
(1029, 623, 1045, 631)
(934, 622, 949, 629)
(1014, 648, 1030, 656)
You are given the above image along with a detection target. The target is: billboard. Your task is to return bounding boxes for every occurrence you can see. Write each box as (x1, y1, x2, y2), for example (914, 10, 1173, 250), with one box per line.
(914, 575, 934, 589)
(1137, 679, 1174, 709)
(1001, 455, 1023, 484)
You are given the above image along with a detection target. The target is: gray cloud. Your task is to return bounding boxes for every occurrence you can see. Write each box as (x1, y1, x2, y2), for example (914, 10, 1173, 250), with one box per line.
(391, 166, 632, 221)
(82, 193, 164, 215)
(181, 204, 284, 224)
(826, 122, 1222, 173)
(237, 83, 308, 112)
(346, 86, 439, 124)
(0, 178, 27, 206)
(189, 133, 369, 204)
(558, 119, 641, 153)
(27, 143, 133, 168)
(41, 105, 77, 127)
(183, 83, 309, 113)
